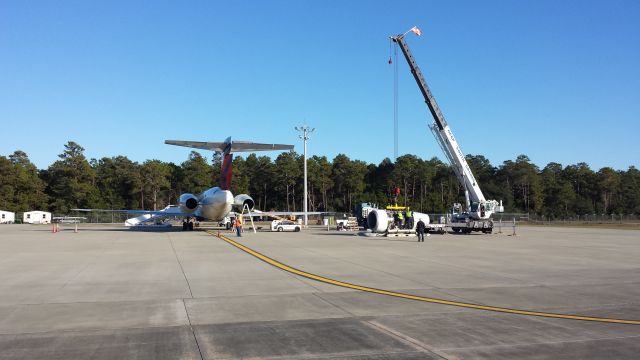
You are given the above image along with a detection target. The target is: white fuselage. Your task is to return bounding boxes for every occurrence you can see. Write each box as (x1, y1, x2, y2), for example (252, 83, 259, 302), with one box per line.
(196, 187, 234, 221)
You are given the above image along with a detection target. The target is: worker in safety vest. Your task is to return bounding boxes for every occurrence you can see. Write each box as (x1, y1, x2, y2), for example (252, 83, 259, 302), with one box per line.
(235, 217, 243, 237)
(397, 211, 404, 229)
(405, 208, 413, 229)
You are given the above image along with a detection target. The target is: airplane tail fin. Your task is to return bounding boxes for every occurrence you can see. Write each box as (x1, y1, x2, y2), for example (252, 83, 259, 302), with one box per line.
(220, 137, 233, 190)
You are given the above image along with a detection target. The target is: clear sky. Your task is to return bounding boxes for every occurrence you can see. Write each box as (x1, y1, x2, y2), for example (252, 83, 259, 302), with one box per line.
(1, 0, 638, 171)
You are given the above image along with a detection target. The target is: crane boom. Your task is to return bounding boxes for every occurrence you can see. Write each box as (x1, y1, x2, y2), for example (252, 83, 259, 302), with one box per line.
(392, 34, 485, 204)
(392, 32, 502, 221)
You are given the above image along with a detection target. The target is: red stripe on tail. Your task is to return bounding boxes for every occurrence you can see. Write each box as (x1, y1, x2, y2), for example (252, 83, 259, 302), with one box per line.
(220, 153, 233, 190)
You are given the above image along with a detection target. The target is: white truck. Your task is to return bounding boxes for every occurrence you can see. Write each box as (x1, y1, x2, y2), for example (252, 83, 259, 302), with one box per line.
(219, 216, 232, 229)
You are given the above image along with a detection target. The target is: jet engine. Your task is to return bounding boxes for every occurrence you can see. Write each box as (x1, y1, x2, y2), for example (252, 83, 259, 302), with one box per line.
(178, 193, 199, 213)
(367, 209, 393, 233)
(234, 194, 255, 211)
(367, 208, 431, 234)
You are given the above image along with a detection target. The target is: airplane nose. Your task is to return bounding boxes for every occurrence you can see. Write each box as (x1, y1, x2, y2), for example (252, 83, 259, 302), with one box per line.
(201, 189, 234, 221)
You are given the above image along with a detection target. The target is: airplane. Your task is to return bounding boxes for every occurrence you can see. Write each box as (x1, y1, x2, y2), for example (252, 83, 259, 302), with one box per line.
(73, 136, 311, 230)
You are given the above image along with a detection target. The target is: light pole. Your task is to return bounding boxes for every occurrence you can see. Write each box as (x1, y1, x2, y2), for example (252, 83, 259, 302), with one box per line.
(295, 125, 315, 227)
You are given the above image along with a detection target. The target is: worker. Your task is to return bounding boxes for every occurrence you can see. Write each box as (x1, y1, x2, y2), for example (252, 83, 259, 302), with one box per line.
(405, 208, 413, 229)
(235, 217, 242, 237)
(397, 211, 404, 229)
(416, 218, 426, 242)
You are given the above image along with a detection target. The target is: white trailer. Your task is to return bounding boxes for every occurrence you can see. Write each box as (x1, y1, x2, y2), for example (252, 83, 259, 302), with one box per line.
(0, 210, 15, 224)
(23, 211, 51, 224)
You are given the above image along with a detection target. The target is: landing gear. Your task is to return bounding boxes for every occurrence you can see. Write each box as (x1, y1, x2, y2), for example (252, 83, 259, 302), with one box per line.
(182, 218, 195, 231)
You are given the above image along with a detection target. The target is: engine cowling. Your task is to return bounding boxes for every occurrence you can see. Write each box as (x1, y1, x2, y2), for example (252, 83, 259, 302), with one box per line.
(413, 212, 430, 228)
(367, 209, 393, 233)
(234, 194, 255, 211)
(178, 193, 199, 214)
(367, 209, 430, 233)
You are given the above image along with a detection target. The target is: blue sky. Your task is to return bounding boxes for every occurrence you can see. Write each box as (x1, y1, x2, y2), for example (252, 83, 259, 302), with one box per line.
(1, 0, 638, 171)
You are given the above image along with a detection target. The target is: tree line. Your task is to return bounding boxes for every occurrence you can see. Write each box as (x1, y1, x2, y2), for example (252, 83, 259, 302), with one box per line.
(1, 141, 639, 217)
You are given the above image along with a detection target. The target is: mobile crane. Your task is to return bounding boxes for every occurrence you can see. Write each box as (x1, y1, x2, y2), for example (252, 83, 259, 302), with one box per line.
(391, 30, 503, 233)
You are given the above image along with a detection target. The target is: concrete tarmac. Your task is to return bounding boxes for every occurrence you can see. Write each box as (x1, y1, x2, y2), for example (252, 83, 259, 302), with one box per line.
(0, 224, 638, 359)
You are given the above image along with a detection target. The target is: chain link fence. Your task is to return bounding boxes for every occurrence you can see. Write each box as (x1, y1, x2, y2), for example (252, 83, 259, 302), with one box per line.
(51, 211, 638, 226)
(424, 212, 639, 226)
(424, 213, 529, 224)
(521, 213, 639, 225)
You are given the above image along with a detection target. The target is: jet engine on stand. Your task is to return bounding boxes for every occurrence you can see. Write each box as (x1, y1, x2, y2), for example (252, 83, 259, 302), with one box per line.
(366, 207, 431, 236)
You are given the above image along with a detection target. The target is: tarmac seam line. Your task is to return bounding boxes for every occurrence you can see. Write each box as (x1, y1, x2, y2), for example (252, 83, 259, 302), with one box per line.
(310, 292, 358, 317)
(0, 323, 195, 337)
(182, 299, 204, 360)
(168, 234, 194, 299)
(364, 320, 456, 360)
(439, 333, 640, 351)
(208, 231, 640, 326)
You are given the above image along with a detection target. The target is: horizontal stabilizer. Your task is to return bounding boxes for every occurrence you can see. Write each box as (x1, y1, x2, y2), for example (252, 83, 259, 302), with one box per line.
(165, 140, 293, 153)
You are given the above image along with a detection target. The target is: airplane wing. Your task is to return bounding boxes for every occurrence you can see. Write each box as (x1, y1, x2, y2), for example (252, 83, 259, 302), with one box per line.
(71, 207, 193, 217)
(229, 210, 325, 218)
(252, 211, 325, 217)
(165, 140, 293, 153)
